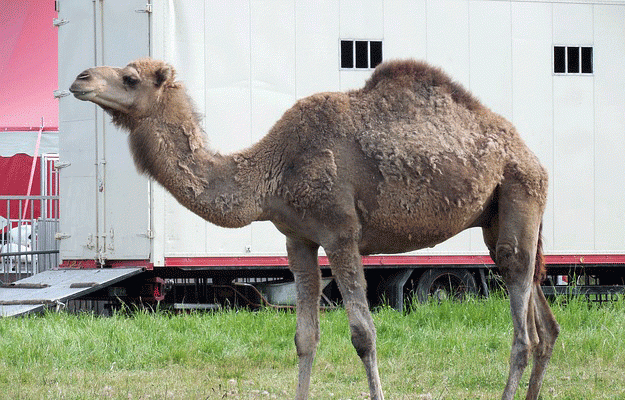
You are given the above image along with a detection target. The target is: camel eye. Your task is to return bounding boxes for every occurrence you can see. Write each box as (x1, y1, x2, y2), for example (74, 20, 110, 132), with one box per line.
(123, 75, 140, 88)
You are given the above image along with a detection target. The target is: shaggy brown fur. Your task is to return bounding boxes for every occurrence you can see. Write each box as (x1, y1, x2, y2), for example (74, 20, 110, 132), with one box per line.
(70, 58, 559, 400)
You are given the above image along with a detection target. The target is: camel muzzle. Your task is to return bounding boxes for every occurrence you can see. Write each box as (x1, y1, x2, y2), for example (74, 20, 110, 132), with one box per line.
(69, 71, 98, 99)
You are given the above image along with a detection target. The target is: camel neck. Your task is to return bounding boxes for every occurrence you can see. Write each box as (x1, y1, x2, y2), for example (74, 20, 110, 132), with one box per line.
(126, 108, 264, 228)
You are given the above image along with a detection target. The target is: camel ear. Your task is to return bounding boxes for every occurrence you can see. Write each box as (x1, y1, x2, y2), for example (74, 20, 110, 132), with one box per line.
(154, 64, 175, 87)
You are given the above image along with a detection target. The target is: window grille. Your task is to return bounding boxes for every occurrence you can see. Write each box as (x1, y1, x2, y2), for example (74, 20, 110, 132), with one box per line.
(554, 46, 593, 74)
(341, 40, 383, 69)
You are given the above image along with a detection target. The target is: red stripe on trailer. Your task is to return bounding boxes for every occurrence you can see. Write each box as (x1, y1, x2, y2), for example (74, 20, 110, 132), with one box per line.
(58, 259, 99, 269)
(58, 259, 153, 269)
(360, 255, 495, 266)
(108, 259, 154, 269)
(164, 255, 496, 267)
(165, 256, 291, 267)
(164, 254, 625, 267)
(59, 254, 625, 269)
(544, 254, 625, 265)
(0, 127, 58, 132)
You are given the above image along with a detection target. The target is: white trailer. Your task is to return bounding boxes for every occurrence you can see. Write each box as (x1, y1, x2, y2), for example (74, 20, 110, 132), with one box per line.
(52, 0, 625, 310)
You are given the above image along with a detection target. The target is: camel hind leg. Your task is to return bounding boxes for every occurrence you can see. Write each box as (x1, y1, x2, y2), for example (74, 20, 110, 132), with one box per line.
(526, 283, 560, 399)
(485, 184, 557, 400)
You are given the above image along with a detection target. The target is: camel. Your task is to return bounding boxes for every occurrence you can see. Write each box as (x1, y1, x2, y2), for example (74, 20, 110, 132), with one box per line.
(69, 58, 560, 400)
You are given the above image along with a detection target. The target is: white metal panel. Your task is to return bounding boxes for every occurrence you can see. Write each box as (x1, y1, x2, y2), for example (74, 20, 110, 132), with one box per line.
(100, 0, 151, 260)
(150, 2, 176, 264)
(469, 1, 512, 120)
(426, 0, 470, 88)
(295, 1, 340, 99)
(466, 1, 513, 254)
(339, 0, 384, 39)
(154, 1, 250, 258)
(339, 69, 373, 92)
(249, 0, 297, 255)
(338, 0, 384, 91)
(552, 2, 597, 252)
(58, 174, 97, 259)
(511, 2, 555, 250)
(420, 0, 476, 255)
(553, 3, 594, 45)
(251, 221, 286, 256)
(204, 1, 251, 153)
(164, 199, 211, 256)
(58, 118, 97, 259)
(57, 0, 97, 260)
(58, 0, 152, 261)
(553, 76, 594, 251)
(593, 5, 625, 251)
(157, 1, 213, 258)
(201, 224, 253, 256)
(157, 0, 292, 258)
(164, 1, 206, 120)
(57, 0, 625, 264)
(203, 1, 255, 256)
(250, 0, 296, 143)
(151, 184, 166, 266)
(383, 0, 427, 60)
(57, 0, 96, 124)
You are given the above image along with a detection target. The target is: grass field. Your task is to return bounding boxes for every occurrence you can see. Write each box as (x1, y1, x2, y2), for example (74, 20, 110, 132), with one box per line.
(0, 294, 624, 399)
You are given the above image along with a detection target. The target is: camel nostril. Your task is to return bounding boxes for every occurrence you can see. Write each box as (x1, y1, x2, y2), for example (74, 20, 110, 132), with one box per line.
(76, 71, 91, 80)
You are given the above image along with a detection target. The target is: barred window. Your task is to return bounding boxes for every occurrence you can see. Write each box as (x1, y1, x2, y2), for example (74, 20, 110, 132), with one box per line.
(341, 40, 383, 69)
(554, 46, 593, 74)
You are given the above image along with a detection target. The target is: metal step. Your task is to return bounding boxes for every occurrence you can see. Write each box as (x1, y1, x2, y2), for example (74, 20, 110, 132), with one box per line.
(0, 267, 143, 317)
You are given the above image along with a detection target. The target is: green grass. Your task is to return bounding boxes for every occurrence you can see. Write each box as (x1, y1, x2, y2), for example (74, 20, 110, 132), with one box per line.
(0, 295, 624, 399)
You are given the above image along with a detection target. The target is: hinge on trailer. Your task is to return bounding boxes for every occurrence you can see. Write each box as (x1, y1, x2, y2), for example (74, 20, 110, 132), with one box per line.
(54, 232, 71, 240)
(137, 229, 154, 239)
(135, 3, 152, 14)
(55, 161, 71, 170)
(53, 18, 69, 27)
(107, 228, 115, 252)
(86, 234, 95, 250)
(53, 89, 71, 99)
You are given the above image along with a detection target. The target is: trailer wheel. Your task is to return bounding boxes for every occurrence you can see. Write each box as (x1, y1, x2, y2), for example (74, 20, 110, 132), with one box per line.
(416, 268, 477, 303)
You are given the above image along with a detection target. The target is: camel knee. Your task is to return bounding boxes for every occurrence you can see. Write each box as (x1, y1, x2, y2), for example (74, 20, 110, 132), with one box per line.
(497, 243, 532, 281)
(496, 242, 530, 265)
(344, 300, 377, 359)
(535, 321, 560, 359)
(295, 326, 320, 358)
(350, 322, 376, 359)
(510, 337, 532, 369)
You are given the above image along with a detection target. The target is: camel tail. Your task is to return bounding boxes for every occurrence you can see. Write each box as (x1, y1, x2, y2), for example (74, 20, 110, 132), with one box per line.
(534, 222, 546, 283)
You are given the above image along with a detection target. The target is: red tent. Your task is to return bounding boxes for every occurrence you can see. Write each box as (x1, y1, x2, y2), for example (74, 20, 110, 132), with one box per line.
(0, 0, 58, 222)
(0, 0, 58, 130)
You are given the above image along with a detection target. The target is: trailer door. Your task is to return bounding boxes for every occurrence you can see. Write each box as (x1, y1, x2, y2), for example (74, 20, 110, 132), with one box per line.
(58, 0, 151, 263)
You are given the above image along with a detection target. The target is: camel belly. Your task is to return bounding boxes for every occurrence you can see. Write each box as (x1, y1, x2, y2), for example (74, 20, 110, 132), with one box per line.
(358, 208, 482, 255)
(356, 169, 499, 255)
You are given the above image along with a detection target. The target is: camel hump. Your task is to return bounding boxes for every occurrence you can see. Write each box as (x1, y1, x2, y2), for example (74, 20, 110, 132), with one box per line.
(363, 59, 482, 111)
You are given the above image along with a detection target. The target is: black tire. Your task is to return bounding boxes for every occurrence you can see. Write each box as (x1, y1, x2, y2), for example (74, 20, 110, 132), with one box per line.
(416, 268, 478, 303)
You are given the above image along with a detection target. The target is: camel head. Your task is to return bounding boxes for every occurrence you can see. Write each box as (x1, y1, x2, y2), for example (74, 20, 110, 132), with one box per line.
(69, 58, 177, 121)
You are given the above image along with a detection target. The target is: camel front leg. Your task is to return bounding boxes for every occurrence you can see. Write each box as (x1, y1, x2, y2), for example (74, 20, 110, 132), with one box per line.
(287, 238, 322, 400)
(327, 241, 384, 400)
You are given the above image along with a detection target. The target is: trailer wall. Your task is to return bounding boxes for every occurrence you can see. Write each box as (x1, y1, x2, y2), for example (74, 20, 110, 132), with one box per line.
(58, 1, 625, 266)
